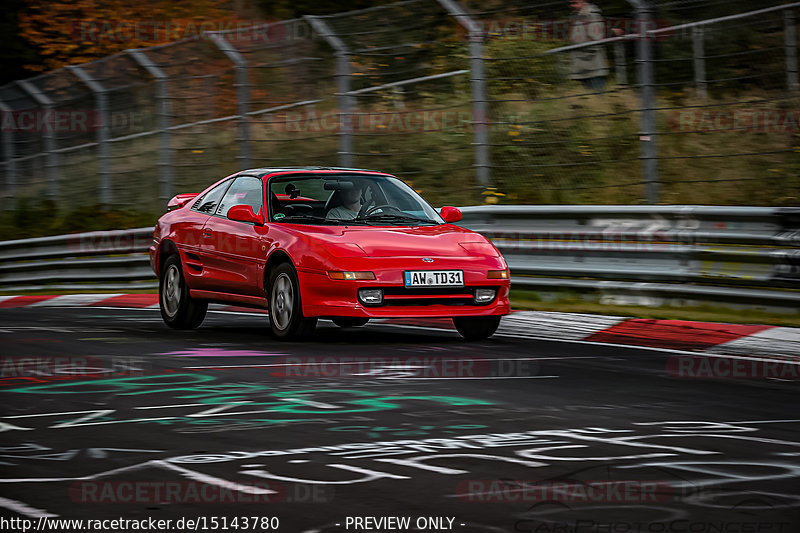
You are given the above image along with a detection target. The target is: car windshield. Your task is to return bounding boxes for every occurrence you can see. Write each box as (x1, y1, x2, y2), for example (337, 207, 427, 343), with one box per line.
(267, 173, 444, 226)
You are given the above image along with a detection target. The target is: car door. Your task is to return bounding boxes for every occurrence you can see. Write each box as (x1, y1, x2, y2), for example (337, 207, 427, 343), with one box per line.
(178, 178, 234, 290)
(199, 175, 271, 297)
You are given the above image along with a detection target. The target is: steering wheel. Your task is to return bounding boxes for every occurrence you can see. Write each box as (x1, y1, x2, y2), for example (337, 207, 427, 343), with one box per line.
(359, 204, 403, 218)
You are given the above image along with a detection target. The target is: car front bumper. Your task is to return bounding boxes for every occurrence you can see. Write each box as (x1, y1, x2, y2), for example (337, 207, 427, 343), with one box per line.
(297, 261, 511, 318)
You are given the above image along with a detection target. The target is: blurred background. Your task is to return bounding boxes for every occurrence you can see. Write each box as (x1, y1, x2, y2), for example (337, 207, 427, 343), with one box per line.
(0, 0, 798, 240)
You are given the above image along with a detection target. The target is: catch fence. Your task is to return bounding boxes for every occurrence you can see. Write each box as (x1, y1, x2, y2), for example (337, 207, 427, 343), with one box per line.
(1, 0, 798, 219)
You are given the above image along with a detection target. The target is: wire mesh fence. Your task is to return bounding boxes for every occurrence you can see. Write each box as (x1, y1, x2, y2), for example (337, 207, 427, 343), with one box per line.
(653, 7, 800, 204)
(1, 0, 798, 230)
(472, 0, 645, 204)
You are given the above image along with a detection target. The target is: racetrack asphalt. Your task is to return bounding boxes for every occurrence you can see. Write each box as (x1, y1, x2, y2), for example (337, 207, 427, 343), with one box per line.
(0, 306, 798, 532)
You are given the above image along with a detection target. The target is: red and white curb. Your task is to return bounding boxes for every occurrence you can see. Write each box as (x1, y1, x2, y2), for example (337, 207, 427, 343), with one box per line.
(1, 294, 799, 360)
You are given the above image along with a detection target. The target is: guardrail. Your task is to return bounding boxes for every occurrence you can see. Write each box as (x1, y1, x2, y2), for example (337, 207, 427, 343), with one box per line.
(460, 205, 800, 309)
(0, 228, 155, 290)
(1, 206, 799, 309)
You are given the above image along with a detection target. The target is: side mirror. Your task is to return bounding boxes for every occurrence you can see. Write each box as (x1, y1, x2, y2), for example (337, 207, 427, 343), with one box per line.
(440, 206, 462, 223)
(227, 205, 262, 225)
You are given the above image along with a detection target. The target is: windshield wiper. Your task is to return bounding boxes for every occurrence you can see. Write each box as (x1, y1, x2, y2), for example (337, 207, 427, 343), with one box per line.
(360, 214, 438, 225)
(279, 215, 337, 224)
(280, 215, 368, 225)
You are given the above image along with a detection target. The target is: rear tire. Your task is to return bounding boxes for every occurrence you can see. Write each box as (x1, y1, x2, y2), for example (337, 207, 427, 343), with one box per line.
(453, 316, 501, 341)
(332, 317, 369, 328)
(268, 263, 317, 340)
(159, 255, 207, 330)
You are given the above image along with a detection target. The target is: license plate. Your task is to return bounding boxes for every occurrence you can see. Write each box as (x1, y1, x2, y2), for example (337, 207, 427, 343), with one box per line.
(404, 270, 464, 287)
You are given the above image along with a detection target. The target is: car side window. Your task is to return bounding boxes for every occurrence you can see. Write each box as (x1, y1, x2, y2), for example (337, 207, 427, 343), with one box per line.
(192, 180, 232, 213)
(216, 176, 263, 219)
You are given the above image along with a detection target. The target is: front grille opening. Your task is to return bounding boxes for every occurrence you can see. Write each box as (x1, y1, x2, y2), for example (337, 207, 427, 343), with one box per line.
(365, 286, 497, 307)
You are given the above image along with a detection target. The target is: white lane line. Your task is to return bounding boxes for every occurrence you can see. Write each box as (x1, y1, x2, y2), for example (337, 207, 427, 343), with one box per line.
(0, 460, 160, 483)
(381, 323, 800, 365)
(153, 460, 277, 495)
(636, 418, 800, 425)
(278, 397, 340, 409)
(0, 496, 58, 517)
(28, 305, 800, 365)
(44, 417, 179, 429)
(58, 305, 266, 316)
(180, 357, 597, 370)
(64, 305, 159, 311)
(135, 403, 208, 410)
(377, 376, 559, 380)
(382, 324, 800, 365)
(4, 410, 112, 419)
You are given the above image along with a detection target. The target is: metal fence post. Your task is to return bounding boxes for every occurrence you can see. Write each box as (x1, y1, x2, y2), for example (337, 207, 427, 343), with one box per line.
(614, 41, 628, 85)
(127, 49, 172, 202)
(692, 26, 708, 99)
(0, 99, 16, 209)
(68, 65, 111, 210)
(16, 80, 59, 200)
(304, 16, 353, 168)
(785, 9, 799, 93)
(438, 0, 490, 190)
(207, 33, 252, 170)
(629, 0, 659, 204)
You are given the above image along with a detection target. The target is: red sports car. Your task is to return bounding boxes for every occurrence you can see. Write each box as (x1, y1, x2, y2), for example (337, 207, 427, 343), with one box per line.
(149, 167, 510, 340)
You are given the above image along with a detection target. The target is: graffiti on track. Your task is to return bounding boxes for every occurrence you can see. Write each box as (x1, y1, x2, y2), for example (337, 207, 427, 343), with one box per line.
(1, 374, 494, 432)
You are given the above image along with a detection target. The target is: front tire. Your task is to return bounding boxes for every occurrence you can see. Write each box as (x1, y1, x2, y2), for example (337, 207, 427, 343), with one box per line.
(159, 255, 207, 330)
(268, 263, 317, 340)
(332, 317, 369, 328)
(453, 316, 501, 341)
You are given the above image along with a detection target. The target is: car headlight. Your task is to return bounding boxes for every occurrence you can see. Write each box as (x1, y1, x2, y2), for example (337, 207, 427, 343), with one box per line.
(487, 269, 509, 279)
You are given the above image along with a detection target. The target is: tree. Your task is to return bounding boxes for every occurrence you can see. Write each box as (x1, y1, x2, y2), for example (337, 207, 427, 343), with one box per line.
(18, 0, 236, 72)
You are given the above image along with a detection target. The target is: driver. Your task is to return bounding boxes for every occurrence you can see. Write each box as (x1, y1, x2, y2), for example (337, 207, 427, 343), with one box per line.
(326, 181, 363, 220)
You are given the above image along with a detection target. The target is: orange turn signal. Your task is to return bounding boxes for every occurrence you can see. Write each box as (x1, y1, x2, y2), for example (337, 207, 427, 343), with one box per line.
(328, 271, 376, 280)
(487, 269, 509, 279)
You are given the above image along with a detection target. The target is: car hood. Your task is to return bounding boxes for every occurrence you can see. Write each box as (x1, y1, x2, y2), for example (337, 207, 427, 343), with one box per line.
(289, 224, 493, 258)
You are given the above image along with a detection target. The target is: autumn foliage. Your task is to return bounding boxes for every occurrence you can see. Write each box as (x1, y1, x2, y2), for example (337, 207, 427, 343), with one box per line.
(19, 0, 246, 72)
